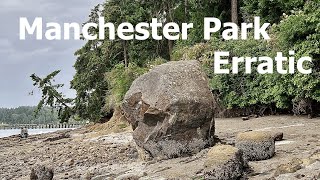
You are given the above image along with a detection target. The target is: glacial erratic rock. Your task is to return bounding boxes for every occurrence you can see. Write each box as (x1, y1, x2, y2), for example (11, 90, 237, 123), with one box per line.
(236, 131, 275, 161)
(122, 60, 215, 160)
(204, 145, 246, 180)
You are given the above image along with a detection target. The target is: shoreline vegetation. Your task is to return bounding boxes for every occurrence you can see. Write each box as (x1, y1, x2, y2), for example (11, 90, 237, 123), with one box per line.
(0, 106, 60, 125)
(29, 0, 319, 124)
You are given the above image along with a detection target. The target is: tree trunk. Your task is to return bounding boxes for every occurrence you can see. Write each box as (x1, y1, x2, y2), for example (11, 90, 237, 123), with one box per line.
(164, 1, 174, 61)
(231, 0, 238, 24)
(123, 41, 128, 68)
(184, 0, 188, 22)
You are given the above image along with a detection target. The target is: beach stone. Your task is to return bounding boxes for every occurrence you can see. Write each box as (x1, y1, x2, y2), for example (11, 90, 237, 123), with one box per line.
(65, 158, 74, 166)
(309, 150, 320, 162)
(20, 128, 28, 138)
(122, 60, 215, 159)
(236, 131, 275, 161)
(204, 145, 246, 180)
(115, 173, 140, 180)
(270, 132, 284, 141)
(274, 158, 303, 176)
(135, 144, 152, 161)
(30, 165, 54, 180)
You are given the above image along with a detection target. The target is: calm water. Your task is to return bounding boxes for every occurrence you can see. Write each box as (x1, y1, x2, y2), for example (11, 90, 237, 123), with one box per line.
(0, 128, 74, 138)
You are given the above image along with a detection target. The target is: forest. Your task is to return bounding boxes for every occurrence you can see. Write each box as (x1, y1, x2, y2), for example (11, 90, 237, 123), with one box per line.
(0, 107, 59, 125)
(31, 0, 320, 122)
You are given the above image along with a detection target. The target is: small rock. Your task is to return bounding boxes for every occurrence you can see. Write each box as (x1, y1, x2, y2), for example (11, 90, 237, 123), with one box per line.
(302, 158, 317, 166)
(84, 172, 92, 180)
(204, 145, 246, 180)
(274, 158, 303, 176)
(271, 132, 284, 141)
(236, 131, 275, 161)
(242, 115, 258, 121)
(115, 173, 140, 180)
(65, 158, 74, 166)
(309, 150, 320, 161)
(295, 174, 306, 179)
(242, 117, 250, 121)
(91, 175, 110, 180)
(44, 133, 70, 142)
(135, 145, 152, 161)
(30, 165, 54, 180)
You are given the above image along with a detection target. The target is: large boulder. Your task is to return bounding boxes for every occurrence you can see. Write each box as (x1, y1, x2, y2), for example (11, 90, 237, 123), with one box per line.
(122, 60, 215, 159)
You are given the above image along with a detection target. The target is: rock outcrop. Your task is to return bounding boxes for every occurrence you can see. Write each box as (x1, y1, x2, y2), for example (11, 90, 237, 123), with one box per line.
(122, 60, 215, 159)
(204, 145, 246, 180)
(236, 131, 275, 161)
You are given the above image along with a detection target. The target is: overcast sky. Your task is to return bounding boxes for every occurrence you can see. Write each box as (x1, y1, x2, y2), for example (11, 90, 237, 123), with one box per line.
(0, 0, 104, 108)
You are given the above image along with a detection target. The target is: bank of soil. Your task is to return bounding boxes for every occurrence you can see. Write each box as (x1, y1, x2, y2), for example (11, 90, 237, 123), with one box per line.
(0, 115, 319, 179)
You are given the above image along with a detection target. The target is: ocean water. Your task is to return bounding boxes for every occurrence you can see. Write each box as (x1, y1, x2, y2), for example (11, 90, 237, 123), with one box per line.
(0, 128, 74, 138)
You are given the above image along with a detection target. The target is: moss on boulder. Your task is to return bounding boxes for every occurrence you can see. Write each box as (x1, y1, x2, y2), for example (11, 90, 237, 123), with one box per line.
(236, 131, 275, 161)
(204, 145, 246, 180)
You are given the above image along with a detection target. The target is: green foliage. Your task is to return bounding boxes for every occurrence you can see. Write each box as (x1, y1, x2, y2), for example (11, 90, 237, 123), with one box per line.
(172, 43, 213, 62)
(173, 1, 319, 114)
(0, 107, 59, 125)
(276, 1, 320, 103)
(32, 0, 320, 120)
(30, 71, 74, 122)
(105, 58, 167, 111)
(182, 0, 232, 44)
(241, 0, 305, 24)
(70, 4, 108, 122)
(70, 0, 179, 121)
(207, 37, 290, 109)
(105, 63, 147, 111)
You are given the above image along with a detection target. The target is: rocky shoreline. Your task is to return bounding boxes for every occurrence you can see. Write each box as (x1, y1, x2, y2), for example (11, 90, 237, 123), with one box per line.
(0, 116, 320, 180)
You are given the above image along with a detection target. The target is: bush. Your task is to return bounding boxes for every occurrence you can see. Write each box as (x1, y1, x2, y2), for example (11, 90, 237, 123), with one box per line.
(172, 1, 320, 116)
(105, 63, 147, 112)
(105, 58, 167, 112)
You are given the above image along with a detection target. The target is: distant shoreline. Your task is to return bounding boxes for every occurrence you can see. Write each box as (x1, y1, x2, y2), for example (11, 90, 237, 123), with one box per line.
(0, 128, 75, 138)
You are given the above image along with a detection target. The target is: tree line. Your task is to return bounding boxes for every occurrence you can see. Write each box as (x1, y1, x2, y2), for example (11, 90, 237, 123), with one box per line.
(31, 0, 319, 122)
(0, 107, 59, 125)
